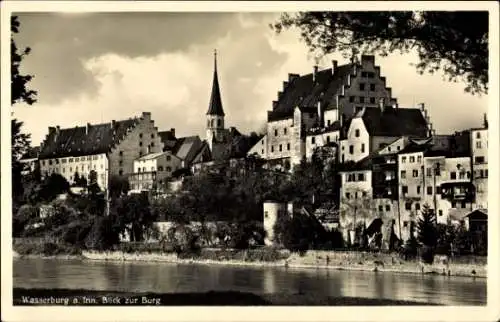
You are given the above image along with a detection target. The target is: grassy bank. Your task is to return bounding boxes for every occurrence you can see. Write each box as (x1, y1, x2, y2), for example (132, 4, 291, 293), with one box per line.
(13, 288, 439, 306)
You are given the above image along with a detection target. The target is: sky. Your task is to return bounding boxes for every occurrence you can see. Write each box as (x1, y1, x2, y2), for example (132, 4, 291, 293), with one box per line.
(12, 12, 488, 146)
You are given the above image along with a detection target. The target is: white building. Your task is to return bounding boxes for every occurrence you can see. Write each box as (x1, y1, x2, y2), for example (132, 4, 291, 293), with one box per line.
(128, 151, 182, 193)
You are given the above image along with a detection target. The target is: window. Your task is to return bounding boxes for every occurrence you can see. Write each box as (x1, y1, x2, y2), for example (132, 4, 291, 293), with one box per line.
(271, 146, 274, 152)
(346, 192, 351, 199)
(461, 201, 466, 209)
(264, 211, 269, 218)
(388, 147, 391, 152)
(417, 186, 421, 194)
(402, 186, 408, 194)
(143, 167, 146, 172)
(151, 134, 155, 139)
(261, 149, 264, 154)
(166, 166, 171, 172)
(362, 191, 367, 197)
(426, 168, 432, 177)
(49, 160, 53, 165)
(417, 156, 422, 163)
(435, 167, 441, 176)
(207, 120, 211, 127)
(279, 144, 282, 152)
(349, 145, 354, 154)
(349, 96, 355, 103)
(436, 186, 441, 194)
(151, 166, 155, 172)
(403, 221, 409, 228)
(476, 141, 482, 148)
(466, 171, 471, 179)
(412, 170, 419, 177)
(400, 170, 406, 178)
(166, 155, 171, 161)
(361, 71, 367, 77)
(151, 142, 155, 147)
(287, 143, 290, 150)
(119, 160, 123, 166)
(459, 172, 465, 179)
(485, 169, 488, 177)
(476, 132, 481, 139)
(327, 120, 331, 126)
(119, 151, 123, 156)
(139, 133, 143, 138)
(284, 128, 287, 135)
(410, 156, 415, 163)
(359, 83, 365, 90)
(217, 119, 221, 127)
(452, 201, 457, 208)
(69, 167, 73, 172)
(402, 156, 406, 163)
(378, 205, 383, 212)
(368, 72, 375, 78)
(138, 168, 141, 173)
(139, 142, 143, 146)
(312, 137, 316, 144)
(370, 97, 375, 104)
(359, 96, 365, 103)
(415, 203, 421, 211)
(439, 210, 443, 216)
(450, 171, 456, 180)
(361, 143, 365, 153)
(62, 159, 67, 164)
(326, 136, 330, 143)
(427, 186, 433, 195)
(275, 129, 278, 136)
(405, 202, 412, 210)
(62, 168, 65, 173)
(475, 156, 485, 164)
(119, 169, 123, 176)
(357, 173, 365, 181)
(370, 84, 375, 91)
(385, 205, 390, 211)
(355, 129, 360, 137)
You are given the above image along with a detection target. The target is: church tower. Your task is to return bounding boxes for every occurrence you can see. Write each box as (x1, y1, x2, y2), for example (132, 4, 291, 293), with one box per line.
(206, 49, 225, 151)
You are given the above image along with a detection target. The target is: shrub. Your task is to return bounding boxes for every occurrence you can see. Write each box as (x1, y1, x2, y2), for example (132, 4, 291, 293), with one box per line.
(419, 245, 435, 264)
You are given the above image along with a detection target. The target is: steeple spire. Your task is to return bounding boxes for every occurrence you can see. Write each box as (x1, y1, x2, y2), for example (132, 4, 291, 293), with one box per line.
(206, 49, 225, 116)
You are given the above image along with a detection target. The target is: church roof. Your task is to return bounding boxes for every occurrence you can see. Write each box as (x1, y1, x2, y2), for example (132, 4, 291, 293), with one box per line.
(38, 115, 144, 159)
(206, 50, 225, 116)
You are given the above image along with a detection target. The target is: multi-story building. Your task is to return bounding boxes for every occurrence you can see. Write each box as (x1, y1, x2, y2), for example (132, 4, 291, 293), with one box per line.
(128, 151, 182, 193)
(469, 115, 488, 209)
(38, 112, 163, 190)
(249, 55, 399, 169)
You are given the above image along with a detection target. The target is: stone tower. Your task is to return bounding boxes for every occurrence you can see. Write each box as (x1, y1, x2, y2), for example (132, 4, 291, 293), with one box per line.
(206, 49, 225, 150)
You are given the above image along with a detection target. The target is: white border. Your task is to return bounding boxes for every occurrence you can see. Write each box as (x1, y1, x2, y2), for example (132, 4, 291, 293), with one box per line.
(1, 1, 499, 322)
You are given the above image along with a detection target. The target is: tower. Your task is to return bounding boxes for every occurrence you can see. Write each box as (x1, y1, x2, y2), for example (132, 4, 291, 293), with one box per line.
(206, 49, 225, 150)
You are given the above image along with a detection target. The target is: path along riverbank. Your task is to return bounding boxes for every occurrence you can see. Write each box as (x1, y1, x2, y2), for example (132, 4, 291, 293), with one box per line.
(13, 249, 486, 279)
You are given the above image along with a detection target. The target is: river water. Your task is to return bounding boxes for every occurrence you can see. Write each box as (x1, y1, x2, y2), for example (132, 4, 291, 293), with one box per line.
(13, 258, 486, 305)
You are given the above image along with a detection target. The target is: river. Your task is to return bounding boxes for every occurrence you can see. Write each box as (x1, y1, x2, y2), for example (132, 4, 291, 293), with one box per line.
(13, 258, 486, 305)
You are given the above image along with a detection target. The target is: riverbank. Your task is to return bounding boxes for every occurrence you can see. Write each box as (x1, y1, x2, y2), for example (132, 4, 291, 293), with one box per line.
(13, 287, 439, 306)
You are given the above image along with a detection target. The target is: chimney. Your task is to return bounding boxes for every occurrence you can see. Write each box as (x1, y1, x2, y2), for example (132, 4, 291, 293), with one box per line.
(313, 65, 318, 83)
(170, 128, 175, 137)
(379, 98, 385, 112)
(419, 103, 425, 111)
(288, 73, 299, 82)
(56, 125, 60, 135)
(142, 111, 151, 120)
(332, 60, 338, 75)
(86, 123, 91, 135)
(317, 101, 323, 127)
(483, 113, 488, 128)
(111, 120, 116, 129)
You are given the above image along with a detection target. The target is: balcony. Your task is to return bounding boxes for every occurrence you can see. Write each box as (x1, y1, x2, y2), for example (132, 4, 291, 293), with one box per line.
(440, 182, 475, 202)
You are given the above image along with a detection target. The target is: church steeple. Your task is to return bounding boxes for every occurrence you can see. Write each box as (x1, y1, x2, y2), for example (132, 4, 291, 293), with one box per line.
(206, 49, 225, 116)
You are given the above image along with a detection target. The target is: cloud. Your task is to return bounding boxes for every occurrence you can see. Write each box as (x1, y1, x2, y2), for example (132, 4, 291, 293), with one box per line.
(13, 11, 487, 148)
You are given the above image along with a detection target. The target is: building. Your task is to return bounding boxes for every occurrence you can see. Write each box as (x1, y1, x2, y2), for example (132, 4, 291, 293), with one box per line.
(263, 201, 293, 246)
(469, 115, 488, 209)
(128, 151, 182, 193)
(19, 146, 40, 175)
(250, 55, 400, 169)
(398, 134, 473, 226)
(38, 112, 163, 190)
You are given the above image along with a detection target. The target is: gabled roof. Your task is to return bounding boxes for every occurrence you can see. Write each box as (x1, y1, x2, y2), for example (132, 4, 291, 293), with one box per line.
(398, 134, 470, 158)
(39, 117, 141, 159)
(173, 136, 203, 164)
(268, 64, 353, 122)
(352, 106, 428, 138)
(307, 121, 341, 135)
(206, 50, 225, 116)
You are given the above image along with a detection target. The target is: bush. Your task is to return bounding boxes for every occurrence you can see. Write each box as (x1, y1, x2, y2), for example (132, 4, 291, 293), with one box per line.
(419, 245, 435, 264)
(13, 240, 81, 256)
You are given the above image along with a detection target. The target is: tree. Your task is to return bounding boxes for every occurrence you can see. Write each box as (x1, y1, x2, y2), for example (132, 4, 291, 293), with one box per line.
(416, 204, 438, 263)
(110, 194, 157, 242)
(339, 188, 375, 247)
(11, 15, 37, 105)
(108, 175, 130, 199)
(272, 11, 488, 95)
(12, 119, 31, 208)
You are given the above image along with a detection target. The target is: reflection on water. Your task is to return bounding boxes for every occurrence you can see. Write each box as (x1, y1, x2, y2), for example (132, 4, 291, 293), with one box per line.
(13, 258, 486, 305)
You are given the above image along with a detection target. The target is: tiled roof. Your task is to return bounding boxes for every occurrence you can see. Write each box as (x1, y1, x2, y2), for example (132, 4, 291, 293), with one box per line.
(307, 121, 341, 135)
(356, 106, 428, 137)
(39, 117, 140, 159)
(268, 65, 352, 122)
(398, 134, 470, 157)
(136, 151, 168, 161)
(173, 136, 203, 164)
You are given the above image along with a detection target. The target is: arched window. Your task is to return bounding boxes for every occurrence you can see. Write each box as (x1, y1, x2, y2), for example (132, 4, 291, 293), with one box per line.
(217, 119, 221, 127)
